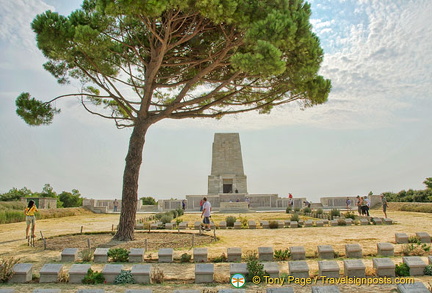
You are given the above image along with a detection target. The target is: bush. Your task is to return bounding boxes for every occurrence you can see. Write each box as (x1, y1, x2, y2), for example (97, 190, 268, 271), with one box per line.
(114, 270, 135, 284)
(151, 267, 164, 284)
(176, 208, 184, 216)
(286, 206, 292, 213)
(160, 214, 173, 224)
(82, 268, 105, 284)
(401, 243, 431, 256)
(294, 207, 300, 212)
(408, 236, 421, 244)
(212, 253, 227, 263)
(330, 209, 340, 218)
(274, 249, 290, 260)
(290, 213, 299, 222)
(108, 248, 129, 262)
(316, 208, 323, 215)
(302, 207, 311, 214)
(154, 213, 164, 220)
(269, 221, 278, 229)
(0, 257, 20, 283)
(238, 215, 248, 228)
(337, 219, 346, 226)
(395, 263, 410, 277)
(245, 251, 266, 282)
(80, 249, 93, 262)
(169, 210, 178, 219)
(226, 216, 236, 228)
(424, 265, 432, 276)
(180, 253, 192, 263)
(344, 211, 355, 219)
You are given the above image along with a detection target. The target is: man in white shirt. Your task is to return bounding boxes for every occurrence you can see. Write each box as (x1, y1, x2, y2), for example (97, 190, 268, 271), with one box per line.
(201, 197, 212, 231)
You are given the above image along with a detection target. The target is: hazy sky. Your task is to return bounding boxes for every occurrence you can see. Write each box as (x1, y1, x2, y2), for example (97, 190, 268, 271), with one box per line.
(0, 0, 431, 203)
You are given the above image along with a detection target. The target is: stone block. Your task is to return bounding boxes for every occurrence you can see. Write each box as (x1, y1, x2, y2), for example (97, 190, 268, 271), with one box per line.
(318, 245, 334, 259)
(289, 246, 306, 260)
(10, 263, 33, 283)
(234, 221, 242, 229)
(179, 222, 188, 230)
(377, 243, 394, 257)
(32, 290, 61, 293)
(77, 290, 104, 293)
(129, 248, 145, 262)
(316, 220, 324, 227)
(345, 244, 362, 258)
(373, 258, 395, 277)
(343, 259, 365, 277)
(193, 248, 208, 263)
(289, 221, 298, 228)
(311, 286, 341, 293)
(264, 262, 279, 278)
(218, 290, 246, 293)
(318, 261, 340, 278)
(396, 233, 409, 244)
(373, 218, 383, 225)
(0, 290, 15, 293)
(219, 221, 227, 229)
(266, 288, 294, 293)
(397, 282, 430, 293)
(68, 264, 91, 284)
(330, 220, 338, 226)
(277, 220, 285, 228)
(158, 248, 174, 263)
(150, 223, 158, 230)
(39, 264, 63, 283)
(194, 221, 202, 230)
(173, 291, 201, 293)
(304, 220, 313, 227)
(258, 247, 273, 261)
(261, 220, 269, 229)
(94, 248, 109, 263)
(102, 264, 123, 283)
(403, 256, 427, 276)
(227, 247, 242, 262)
(230, 263, 248, 276)
(248, 220, 256, 229)
(384, 218, 393, 225)
(288, 261, 309, 278)
(124, 290, 153, 293)
(165, 223, 174, 229)
(415, 232, 431, 243)
(61, 248, 78, 262)
(359, 218, 369, 225)
(345, 219, 353, 226)
(131, 264, 151, 284)
(298, 220, 304, 226)
(195, 263, 214, 283)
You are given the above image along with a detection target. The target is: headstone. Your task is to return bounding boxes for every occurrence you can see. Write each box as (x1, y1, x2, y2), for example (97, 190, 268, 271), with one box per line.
(172, 291, 200, 293)
(129, 248, 145, 262)
(158, 248, 174, 263)
(323, 219, 329, 225)
(345, 244, 362, 258)
(10, 263, 33, 283)
(179, 222, 188, 230)
(343, 259, 365, 277)
(330, 220, 338, 226)
(317, 245, 334, 259)
(415, 232, 431, 243)
(403, 256, 426, 276)
(77, 290, 104, 293)
(359, 218, 369, 225)
(39, 264, 63, 283)
(258, 247, 273, 261)
(289, 246, 306, 260)
(193, 248, 208, 263)
(230, 263, 248, 276)
(165, 223, 174, 229)
(266, 288, 294, 293)
(345, 219, 353, 226)
(395, 233, 409, 244)
(298, 220, 304, 226)
(373, 258, 395, 277)
(101, 264, 123, 283)
(304, 220, 313, 227)
(288, 261, 309, 278)
(234, 221, 242, 229)
(290, 221, 298, 228)
(383, 218, 393, 225)
(316, 220, 324, 227)
(373, 218, 383, 225)
(0, 290, 15, 293)
(264, 262, 279, 278)
(261, 220, 269, 229)
(68, 264, 91, 284)
(32, 290, 61, 293)
(318, 261, 340, 278)
(194, 221, 202, 230)
(61, 248, 79, 262)
(248, 220, 257, 229)
(277, 220, 285, 228)
(150, 223, 158, 230)
(218, 290, 246, 293)
(227, 247, 242, 262)
(219, 221, 227, 229)
(397, 282, 430, 293)
(94, 248, 109, 263)
(131, 264, 151, 284)
(377, 243, 394, 257)
(195, 263, 214, 283)
(311, 286, 341, 293)
(124, 290, 153, 293)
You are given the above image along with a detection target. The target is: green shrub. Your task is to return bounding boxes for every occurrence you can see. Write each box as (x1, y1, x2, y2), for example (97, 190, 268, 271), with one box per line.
(0, 257, 20, 283)
(408, 236, 421, 244)
(108, 248, 129, 262)
(424, 265, 432, 276)
(285, 206, 292, 213)
(395, 263, 410, 277)
(337, 219, 346, 226)
(290, 213, 299, 222)
(238, 215, 248, 228)
(169, 210, 178, 219)
(316, 208, 323, 215)
(212, 253, 227, 263)
(330, 209, 340, 218)
(302, 207, 311, 214)
(344, 211, 355, 219)
(402, 243, 431, 256)
(245, 251, 266, 282)
(294, 207, 300, 212)
(82, 268, 105, 284)
(180, 253, 191, 263)
(114, 270, 135, 284)
(226, 216, 236, 227)
(269, 221, 278, 229)
(176, 208, 184, 216)
(274, 249, 290, 260)
(160, 214, 173, 224)
(154, 213, 164, 220)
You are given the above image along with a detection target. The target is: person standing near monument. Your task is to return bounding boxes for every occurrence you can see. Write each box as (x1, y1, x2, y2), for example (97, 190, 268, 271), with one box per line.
(356, 195, 361, 216)
(199, 199, 204, 211)
(113, 199, 119, 212)
(346, 197, 352, 210)
(381, 194, 388, 218)
(24, 200, 38, 239)
(201, 197, 212, 231)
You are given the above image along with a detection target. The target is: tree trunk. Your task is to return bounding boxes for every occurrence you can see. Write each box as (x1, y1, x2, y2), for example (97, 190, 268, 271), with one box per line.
(114, 119, 150, 241)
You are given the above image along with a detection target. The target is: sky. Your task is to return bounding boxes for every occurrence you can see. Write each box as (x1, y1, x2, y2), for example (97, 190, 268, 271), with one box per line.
(0, 0, 431, 203)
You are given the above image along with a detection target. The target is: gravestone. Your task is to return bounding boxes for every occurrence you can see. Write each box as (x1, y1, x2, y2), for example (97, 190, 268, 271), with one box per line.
(373, 258, 395, 277)
(318, 245, 334, 259)
(288, 261, 309, 278)
(311, 286, 341, 293)
(377, 243, 394, 257)
(61, 248, 78, 262)
(343, 259, 365, 277)
(289, 246, 306, 260)
(94, 248, 109, 263)
(219, 221, 227, 229)
(290, 221, 298, 228)
(318, 261, 340, 278)
(248, 220, 257, 229)
(258, 247, 273, 261)
(397, 282, 430, 293)
(10, 263, 33, 283)
(195, 263, 214, 283)
(266, 288, 294, 293)
(403, 256, 426, 276)
(264, 262, 279, 278)
(131, 264, 151, 284)
(68, 264, 91, 284)
(230, 263, 248, 276)
(193, 248, 208, 263)
(395, 233, 409, 244)
(39, 264, 63, 283)
(359, 218, 369, 225)
(415, 232, 431, 243)
(345, 244, 362, 258)
(102, 264, 123, 283)
(227, 247, 242, 262)
(158, 248, 174, 263)
(129, 248, 145, 262)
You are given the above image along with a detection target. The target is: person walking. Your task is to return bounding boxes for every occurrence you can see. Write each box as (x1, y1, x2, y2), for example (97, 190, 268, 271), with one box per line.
(113, 199, 119, 212)
(201, 197, 212, 231)
(356, 195, 361, 216)
(24, 200, 38, 239)
(381, 194, 389, 218)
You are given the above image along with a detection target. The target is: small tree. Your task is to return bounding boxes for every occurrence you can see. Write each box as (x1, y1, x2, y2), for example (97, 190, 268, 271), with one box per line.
(423, 177, 432, 190)
(140, 197, 157, 205)
(59, 189, 83, 207)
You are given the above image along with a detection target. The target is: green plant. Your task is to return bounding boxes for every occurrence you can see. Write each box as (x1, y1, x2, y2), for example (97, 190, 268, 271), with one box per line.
(0, 257, 20, 283)
(160, 214, 173, 224)
(154, 213, 164, 220)
(408, 236, 421, 244)
(245, 251, 266, 282)
(424, 265, 432, 276)
(238, 215, 248, 228)
(58, 270, 69, 283)
(180, 253, 192, 263)
(294, 207, 300, 212)
(286, 206, 292, 213)
(151, 267, 164, 284)
(290, 213, 299, 222)
(176, 208, 184, 216)
(212, 253, 228, 263)
(395, 263, 410, 277)
(401, 243, 431, 256)
(169, 209, 178, 219)
(302, 207, 311, 213)
(337, 219, 346, 226)
(316, 208, 323, 215)
(344, 211, 355, 219)
(330, 209, 340, 218)
(80, 249, 93, 262)
(82, 268, 105, 284)
(108, 248, 129, 262)
(269, 221, 278, 229)
(175, 218, 183, 225)
(114, 270, 135, 284)
(274, 249, 290, 260)
(225, 216, 236, 228)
